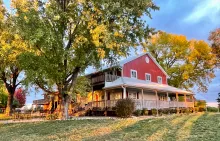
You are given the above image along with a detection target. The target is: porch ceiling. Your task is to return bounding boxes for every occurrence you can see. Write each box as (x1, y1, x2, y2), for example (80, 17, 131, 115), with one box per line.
(104, 77, 193, 95)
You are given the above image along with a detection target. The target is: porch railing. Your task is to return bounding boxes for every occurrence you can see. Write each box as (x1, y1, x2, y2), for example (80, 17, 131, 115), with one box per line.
(89, 100, 194, 109)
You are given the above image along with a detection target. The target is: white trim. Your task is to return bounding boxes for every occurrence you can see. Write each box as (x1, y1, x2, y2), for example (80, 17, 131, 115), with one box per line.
(145, 73, 151, 82)
(104, 77, 194, 95)
(145, 56, 150, 63)
(130, 69, 137, 79)
(157, 76, 162, 84)
(147, 53, 169, 78)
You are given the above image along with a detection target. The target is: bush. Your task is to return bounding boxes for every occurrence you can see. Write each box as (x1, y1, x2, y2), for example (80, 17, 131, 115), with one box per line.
(142, 108, 148, 116)
(112, 107, 116, 111)
(162, 108, 170, 115)
(170, 108, 177, 114)
(133, 110, 142, 116)
(151, 108, 157, 116)
(46, 113, 58, 120)
(199, 107, 205, 112)
(194, 107, 199, 112)
(115, 98, 135, 118)
(207, 107, 218, 112)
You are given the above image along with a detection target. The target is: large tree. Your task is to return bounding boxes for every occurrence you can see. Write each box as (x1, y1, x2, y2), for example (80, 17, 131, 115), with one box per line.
(145, 31, 216, 92)
(13, 0, 159, 119)
(209, 28, 220, 64)
(0, 1, 26, 115)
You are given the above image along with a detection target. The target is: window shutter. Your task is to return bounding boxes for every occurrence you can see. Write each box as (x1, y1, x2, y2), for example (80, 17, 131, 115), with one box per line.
(137, 92, 139, 99)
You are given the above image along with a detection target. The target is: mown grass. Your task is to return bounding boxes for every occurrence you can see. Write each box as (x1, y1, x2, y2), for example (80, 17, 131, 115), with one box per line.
(0, 113, 220, 141)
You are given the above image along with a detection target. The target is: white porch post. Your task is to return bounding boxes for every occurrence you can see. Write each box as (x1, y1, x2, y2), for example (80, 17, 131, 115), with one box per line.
(155, 90, 159, 116)
(192, 95, 195, 113)
(176, 93, 179, 114)
(104, 90, 107, 108)
(166, 92, 169, 108)
(91, 87, 94, 107)
(141, 89, 144, 109)
(123, 86, 126, 99)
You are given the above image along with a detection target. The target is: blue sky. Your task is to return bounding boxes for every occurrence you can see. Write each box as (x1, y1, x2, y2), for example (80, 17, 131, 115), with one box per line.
(3, 0, 220, 106)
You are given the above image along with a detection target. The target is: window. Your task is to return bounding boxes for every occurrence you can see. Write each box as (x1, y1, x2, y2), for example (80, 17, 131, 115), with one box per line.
(145, 73, 151, 82)
(157, 76, 162, 84)
(145, 56, 150, 63)
(131, 70, 137, 79)
(128, 92, 137, 99)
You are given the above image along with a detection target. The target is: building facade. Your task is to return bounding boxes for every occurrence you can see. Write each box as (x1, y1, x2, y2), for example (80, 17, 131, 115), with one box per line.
(86, 53, 194, 111)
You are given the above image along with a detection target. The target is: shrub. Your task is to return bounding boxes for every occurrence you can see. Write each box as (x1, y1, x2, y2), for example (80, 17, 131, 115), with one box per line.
(133, 110, 142, 116)
(46, 113, 58, 120)
(151, 108, 157, 116)
(161, 108, 170, 114)
(170, 108, 177, 114)
(194, 107, 199, 112)
(142, 108, 148, 116)
(189, 107, 194, 113)
(112, 106, 116, 111)
(115, 98, 135, 118)
(199, 107, 205, 112)
(207, 107, 218, 112)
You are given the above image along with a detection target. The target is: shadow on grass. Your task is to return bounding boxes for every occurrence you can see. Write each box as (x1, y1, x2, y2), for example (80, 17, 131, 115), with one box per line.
(84, 114, 197, 141)
(0, 119, 118, 141)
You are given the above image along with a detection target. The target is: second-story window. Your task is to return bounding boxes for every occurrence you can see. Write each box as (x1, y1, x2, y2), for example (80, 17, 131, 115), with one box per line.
(157, 76, 162, 84)
(145, 73, 151, 82)
(131, 70, 137, 79)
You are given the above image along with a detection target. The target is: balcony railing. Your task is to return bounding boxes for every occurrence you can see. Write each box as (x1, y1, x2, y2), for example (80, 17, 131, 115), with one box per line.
(89, 100, 194, 110)
(91, 74, 120, 84)
(105, 74, 120, 82)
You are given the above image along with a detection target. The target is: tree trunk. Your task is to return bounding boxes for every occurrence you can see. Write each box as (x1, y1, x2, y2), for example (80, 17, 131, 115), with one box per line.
(60, 94, 70, 120)
(6, 93, 14, 116)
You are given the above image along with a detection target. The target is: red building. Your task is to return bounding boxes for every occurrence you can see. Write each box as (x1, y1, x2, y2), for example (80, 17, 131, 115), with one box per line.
(86, 53, 194, 112)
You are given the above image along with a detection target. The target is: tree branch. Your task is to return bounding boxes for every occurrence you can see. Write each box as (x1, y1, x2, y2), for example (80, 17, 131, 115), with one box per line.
(35, 80, 55, 94)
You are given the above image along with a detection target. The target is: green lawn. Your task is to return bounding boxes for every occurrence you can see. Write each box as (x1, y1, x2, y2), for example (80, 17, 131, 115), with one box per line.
(0, 113, 220, 141)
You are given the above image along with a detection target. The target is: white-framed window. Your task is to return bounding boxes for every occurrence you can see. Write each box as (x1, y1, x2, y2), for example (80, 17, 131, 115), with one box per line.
(157, 76, 162, 84)
(145, 73, 151, 82)
(145, 56, 150, 63)
(130, 69, 137, 79)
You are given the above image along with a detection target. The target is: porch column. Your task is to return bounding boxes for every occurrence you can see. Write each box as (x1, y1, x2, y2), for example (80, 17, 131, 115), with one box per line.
(104, 90, 107, 108)
(122, 86, 126, 99)
(192, 95, 195, 113)
(91, 87, 94, 107)
(166, 92, 169, 101)
(155, 90, 159, 116)
(141, 89, 144, 109)
(176, 93, 179, 114)
(184, 94, 187, 108)
(166, 92, 169, 108)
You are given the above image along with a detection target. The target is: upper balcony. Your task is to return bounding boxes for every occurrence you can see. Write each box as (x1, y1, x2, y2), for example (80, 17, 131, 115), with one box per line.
(91, 74, 120, 85)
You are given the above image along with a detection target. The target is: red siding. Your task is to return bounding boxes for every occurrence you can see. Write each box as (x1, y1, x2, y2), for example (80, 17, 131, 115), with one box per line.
(123, 54, 167, 84)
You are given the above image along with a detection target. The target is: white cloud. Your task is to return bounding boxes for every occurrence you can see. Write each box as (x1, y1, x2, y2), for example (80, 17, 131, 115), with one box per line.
(184, 0, 220, 24)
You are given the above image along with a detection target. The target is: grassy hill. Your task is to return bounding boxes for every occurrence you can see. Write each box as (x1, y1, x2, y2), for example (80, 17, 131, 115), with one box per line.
(0, 113, 220, 141)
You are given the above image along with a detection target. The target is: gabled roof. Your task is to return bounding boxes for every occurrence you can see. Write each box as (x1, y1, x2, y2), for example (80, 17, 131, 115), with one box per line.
(86, 52, 169, 77)
(104, 77, 193, 95)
